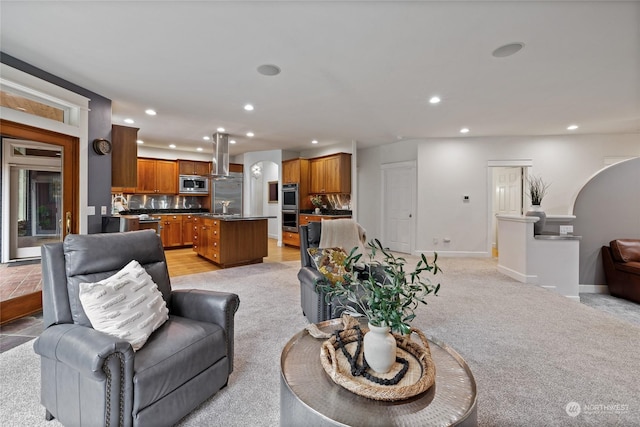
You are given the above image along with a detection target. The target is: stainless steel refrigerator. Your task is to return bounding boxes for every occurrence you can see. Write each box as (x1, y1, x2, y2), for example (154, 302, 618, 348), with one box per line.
(211, 172, 243, 215)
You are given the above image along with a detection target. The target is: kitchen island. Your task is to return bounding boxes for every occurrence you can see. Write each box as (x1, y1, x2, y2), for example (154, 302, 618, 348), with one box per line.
(194, 214, 276, 268)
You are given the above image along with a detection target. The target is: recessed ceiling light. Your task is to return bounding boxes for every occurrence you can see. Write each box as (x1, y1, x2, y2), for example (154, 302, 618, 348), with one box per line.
(257, 64, 281, 76)
(429, 96, 441, 104)
(136, 140, 144, 144)
(311, 140, 318, 144)
(216, 127, 225, 132)
(230, 140, 236, 144)
(169, 144, 176, 149)
(460, 128, 470, 134)
(203, 136, 210, 141)
(145, 109, 157, 116)
(492, 42, 525, 58)
(246, 132, 254, 137)
(196, 147, 203, 152)
(567, 124, 579, 130)
(124, 118, 134, 124)
(244, 104, 254, 111)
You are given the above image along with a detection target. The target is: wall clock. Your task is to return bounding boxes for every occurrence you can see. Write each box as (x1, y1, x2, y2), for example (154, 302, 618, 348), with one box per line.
(93, 138, 112, 155)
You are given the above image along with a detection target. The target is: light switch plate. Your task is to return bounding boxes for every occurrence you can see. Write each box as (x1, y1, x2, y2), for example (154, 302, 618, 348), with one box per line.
(87, 206, 95, 216)
(101, 206, 107, 215)
(559, 225, 574, 235)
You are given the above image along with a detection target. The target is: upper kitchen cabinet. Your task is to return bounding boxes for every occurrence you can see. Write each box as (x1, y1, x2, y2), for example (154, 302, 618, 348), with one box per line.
(283, 158, 311, 209)
(111, 125, 138, 189)
(179, 160, 211, 176)
(137, 158, 178, 194)
(309, 153, 351, 194)
(229, 163, 244, 173)
(283, 158, 309, 184)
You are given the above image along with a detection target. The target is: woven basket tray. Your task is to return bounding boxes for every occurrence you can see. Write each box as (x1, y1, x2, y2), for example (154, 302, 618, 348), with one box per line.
(319, 317, 436, 402)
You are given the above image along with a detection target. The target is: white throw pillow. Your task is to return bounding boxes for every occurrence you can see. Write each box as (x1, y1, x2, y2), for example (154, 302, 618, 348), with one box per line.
(79, 260, 169, 351)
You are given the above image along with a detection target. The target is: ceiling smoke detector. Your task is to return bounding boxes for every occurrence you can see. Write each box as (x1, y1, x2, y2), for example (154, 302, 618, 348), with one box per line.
(257, 64, 281, 76)
(492, 42, 524, 58)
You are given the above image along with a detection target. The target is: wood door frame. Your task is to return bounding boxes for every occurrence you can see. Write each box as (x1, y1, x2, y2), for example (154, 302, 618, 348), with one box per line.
(1, 119, 79, 324)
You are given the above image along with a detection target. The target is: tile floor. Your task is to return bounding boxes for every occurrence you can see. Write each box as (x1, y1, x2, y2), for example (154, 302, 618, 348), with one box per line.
(0, 261, 43, 353)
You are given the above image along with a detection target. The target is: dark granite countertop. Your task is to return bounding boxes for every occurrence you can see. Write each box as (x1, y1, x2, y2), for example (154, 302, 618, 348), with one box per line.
(199, 213, 276, 221)
(120, 208, 209, 215)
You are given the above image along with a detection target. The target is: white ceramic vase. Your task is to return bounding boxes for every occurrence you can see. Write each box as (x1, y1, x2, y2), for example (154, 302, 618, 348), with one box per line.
(314, 207, 321, 214)
(525, 204, 546, 235)
(363, 323, 397, 374)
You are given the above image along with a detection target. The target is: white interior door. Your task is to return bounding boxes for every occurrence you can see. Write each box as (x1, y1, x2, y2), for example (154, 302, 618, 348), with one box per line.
(382, 161, 416, 254)
(492, 166, 523, 251)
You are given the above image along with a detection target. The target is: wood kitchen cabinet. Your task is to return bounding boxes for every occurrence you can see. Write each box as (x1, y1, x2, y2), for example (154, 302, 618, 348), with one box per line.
(282, 230, 300, 247)
(282, 158, 312, 210)
(192, 216, 200, 252)
(283, 158, 309, 184)
(182, 215, 195, 245)
(178, 160, 210, 176)
(111, 125, 138, 188)
(137, 158, 178, 194)
(159, 215, 183, 248)
(309, 153, 351, 194)
(196, 217, 268, 268)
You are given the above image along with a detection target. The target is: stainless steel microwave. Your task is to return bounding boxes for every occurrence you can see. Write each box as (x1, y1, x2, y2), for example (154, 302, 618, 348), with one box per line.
(179, 175, 209, 194)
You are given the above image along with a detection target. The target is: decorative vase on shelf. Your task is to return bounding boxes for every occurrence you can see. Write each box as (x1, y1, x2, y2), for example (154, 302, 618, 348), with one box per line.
(314, 207, 321, 214)
(525, 205, 546, 235)
(363, 323, 397, 374)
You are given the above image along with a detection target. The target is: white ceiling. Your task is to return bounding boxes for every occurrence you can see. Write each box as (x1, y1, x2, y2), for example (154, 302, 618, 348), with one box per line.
(1, 1, 639, 156)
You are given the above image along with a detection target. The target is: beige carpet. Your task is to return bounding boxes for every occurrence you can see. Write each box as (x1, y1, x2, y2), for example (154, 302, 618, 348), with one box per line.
(1, 258, 639, 426)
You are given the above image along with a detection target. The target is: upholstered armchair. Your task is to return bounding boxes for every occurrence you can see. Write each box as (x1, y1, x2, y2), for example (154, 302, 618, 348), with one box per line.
(34, 230, 240, 427)
(298, 222, 334, 323)
(297, 222, 368, 323)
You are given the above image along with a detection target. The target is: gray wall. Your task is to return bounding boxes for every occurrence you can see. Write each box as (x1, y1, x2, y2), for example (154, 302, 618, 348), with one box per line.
(1, 52, 113, 234)
(573, 157, 640, 285)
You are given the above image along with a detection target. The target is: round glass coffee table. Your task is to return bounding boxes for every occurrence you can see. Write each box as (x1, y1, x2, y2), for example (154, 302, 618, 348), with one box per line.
(280, 319, 477, 426)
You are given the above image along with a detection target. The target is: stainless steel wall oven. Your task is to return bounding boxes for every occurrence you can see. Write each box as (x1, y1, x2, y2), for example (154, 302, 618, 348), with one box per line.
(282, 183, 299, 211)
(282, 210, 299, 232)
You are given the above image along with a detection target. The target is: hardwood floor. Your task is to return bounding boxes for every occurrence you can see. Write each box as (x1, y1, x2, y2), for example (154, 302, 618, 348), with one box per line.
(166, 238, 300, 277)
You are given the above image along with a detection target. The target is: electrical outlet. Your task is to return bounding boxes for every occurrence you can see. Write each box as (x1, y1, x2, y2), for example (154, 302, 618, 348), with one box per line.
(559, 225, 574, 235)
(433, 238, 439, 245)
(101, 206, 107, 215)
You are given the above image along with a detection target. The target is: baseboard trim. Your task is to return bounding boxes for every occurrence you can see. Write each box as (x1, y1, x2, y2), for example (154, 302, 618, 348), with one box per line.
(579, 284, 609, 294)
(497, 264, 537, 283)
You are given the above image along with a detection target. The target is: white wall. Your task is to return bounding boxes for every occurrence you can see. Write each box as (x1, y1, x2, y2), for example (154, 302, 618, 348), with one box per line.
(573, 157, 640, 285)
(239, 150, 282, 241)
(357, 133, 640, 256)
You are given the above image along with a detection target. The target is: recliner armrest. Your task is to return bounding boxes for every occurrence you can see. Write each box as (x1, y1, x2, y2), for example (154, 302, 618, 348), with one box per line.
(170, 289, 239, 326)
(33, 323, 134, 380)
(170, 289, 240, 374)
(297, 266, 327, 292)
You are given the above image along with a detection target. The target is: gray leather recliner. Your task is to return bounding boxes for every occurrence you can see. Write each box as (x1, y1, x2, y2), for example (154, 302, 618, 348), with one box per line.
(34, 230, 240, 427)
(298, 222, 363, 324)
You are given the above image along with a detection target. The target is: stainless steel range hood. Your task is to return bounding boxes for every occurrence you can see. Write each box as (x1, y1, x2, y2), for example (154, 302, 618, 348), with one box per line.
(211, 132, 229, 176)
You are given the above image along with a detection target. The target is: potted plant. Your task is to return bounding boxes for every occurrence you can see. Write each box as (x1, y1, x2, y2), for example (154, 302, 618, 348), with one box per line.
(318, 239, 441, 372)
(527, 175, 550, 207)
(310, 195, 323, 214)
(525, 175, 551, 235)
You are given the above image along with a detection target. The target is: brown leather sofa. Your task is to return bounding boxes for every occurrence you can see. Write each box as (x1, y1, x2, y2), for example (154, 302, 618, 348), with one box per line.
(602, 239, 640, 304)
